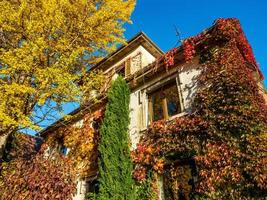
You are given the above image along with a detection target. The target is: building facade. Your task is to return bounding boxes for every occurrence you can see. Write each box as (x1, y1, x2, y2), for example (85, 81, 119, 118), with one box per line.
(39, 23, 267, 200)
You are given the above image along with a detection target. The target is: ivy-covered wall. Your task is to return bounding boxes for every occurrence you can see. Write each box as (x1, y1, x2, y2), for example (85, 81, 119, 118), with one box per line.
(132, 18, 267, 200)
(27, 18, 266, 200)
(0, 133, 77, 200)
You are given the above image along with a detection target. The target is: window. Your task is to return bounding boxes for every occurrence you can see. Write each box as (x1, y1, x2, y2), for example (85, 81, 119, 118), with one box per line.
(59, 145, 69, 156)
(86, 179, 99, 194)
(117, 64, 126, 77)
(116, 58, 131, 77)
(56, 137, 69, 156)
(163, 159, 197, 200)
(148, 79, 182, 122)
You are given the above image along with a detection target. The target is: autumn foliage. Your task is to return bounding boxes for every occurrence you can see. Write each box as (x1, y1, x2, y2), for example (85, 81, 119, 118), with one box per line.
(132, 18, 267, 199)
(0, 133, 77, 200)
(0, 0, 136, 198)
(0, 0, 135, 137)
(46, 109, 104, 177)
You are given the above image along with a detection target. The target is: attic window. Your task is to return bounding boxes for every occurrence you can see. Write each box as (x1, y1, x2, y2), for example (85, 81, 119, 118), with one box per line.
(148, 79, 182, 122)
(116, 59, 131, 77)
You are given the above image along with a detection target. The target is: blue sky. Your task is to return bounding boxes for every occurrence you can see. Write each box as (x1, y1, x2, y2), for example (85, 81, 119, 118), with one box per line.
(27, 0, 267, 135)
(124, 0, 267, 87)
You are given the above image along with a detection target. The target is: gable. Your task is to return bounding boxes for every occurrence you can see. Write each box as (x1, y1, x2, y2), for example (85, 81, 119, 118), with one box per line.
(92, 32, 164, 74)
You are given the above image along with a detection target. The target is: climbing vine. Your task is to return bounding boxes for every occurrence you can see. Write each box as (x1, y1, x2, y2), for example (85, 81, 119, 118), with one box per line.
(164, 48, 177, 70)
(0, 133, 77, 200)
(132, 18, 267, 200)
(46, 109, 104, 177)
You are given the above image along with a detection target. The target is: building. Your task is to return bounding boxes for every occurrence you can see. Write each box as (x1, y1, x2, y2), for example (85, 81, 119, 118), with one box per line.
(39, 19, 267, 200)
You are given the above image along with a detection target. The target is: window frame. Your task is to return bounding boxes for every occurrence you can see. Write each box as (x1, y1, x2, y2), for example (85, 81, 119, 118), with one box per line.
(146, 76, 184, 124)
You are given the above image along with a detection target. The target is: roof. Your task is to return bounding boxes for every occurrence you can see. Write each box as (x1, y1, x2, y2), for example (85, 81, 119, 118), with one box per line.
(38, 97, 105, 137)
(39, 32, 163, 137)
(90, 32, 164, 71)
(39, 18, 264, 137)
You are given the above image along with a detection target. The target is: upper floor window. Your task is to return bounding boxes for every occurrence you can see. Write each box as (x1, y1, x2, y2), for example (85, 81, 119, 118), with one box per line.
(148, 79, 182, 122)
(116, 58, 131, 77)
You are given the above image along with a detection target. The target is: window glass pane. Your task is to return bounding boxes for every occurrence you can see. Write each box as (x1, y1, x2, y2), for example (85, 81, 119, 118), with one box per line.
(148, 80, 181, 122)
(165, 84, 181, 117)
(151, 91, 164, 121)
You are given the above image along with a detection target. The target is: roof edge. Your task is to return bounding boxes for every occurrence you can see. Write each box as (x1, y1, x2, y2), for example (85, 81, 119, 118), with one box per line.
(90, 31, 164, 71)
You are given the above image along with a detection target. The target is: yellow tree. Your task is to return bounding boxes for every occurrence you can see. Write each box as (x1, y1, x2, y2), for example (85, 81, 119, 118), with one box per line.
(0, 0, 135, 146)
